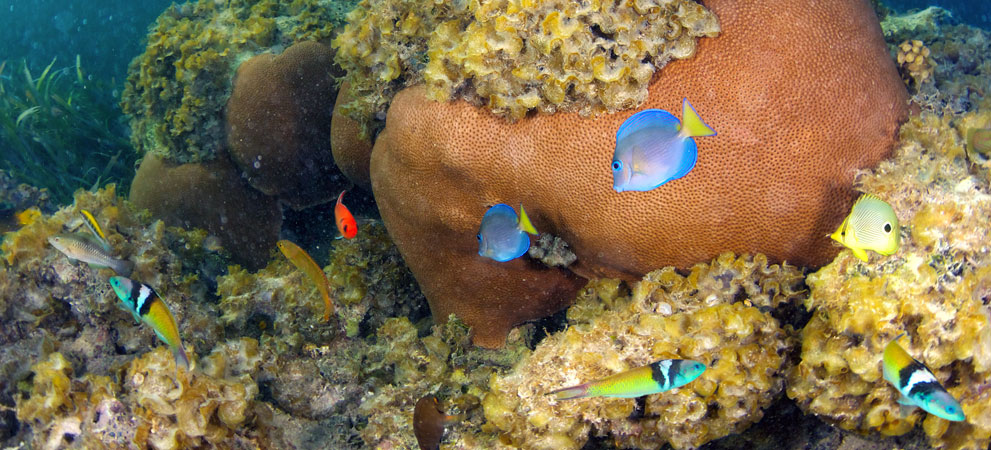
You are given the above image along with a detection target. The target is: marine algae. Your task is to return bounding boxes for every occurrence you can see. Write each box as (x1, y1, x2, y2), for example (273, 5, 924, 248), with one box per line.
(333, 0, 718, 135)
(481, 253, 802, 449)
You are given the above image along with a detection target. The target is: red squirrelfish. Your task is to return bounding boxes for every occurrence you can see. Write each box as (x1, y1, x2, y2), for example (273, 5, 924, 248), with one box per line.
(335, 190, 357, 239)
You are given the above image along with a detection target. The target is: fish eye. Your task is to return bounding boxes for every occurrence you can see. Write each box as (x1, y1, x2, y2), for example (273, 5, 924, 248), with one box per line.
(611, 160, 622, 171)
(883, 223, 892, 233)
(946, 405, 957, 414)
(476, 234, 482, 241)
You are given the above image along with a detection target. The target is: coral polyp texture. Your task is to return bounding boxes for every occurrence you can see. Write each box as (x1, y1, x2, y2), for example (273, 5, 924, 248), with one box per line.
(896, 40, 935, 89)
(370, 0, 907, 347)
(482, 253, 803, 449)
(332, 0, 718, 132)
(787, 113, 991, 449)
(121, 0, 353, 164)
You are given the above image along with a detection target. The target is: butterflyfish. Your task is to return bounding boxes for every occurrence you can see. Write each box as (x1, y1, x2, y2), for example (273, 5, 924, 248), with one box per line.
(548, 359, 706, 400)
(49, 233, 134, 276)
(477, 203, 537, 262)
(277, 239, 334, 321)
(109, 276, 191, 371)
(612, 98, 715, 192)
(413, 395, 460, 450)
(882, 333, 965, 422)
(335, 190, 357, 239)
(830, 193, 900, 262)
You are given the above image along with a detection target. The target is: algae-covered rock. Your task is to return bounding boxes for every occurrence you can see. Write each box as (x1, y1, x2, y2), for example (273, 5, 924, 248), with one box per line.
(333, 0, 718, 133)
(482, 254, 803, 449)
(787, 113, 991, 449)
(120, 0, 355, 164)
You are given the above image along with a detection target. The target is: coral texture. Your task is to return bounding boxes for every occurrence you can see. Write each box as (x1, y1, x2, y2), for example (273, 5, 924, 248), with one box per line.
(483, 253, 802, 449)
(370, 0, 908, 346)
(787, 113, 991, 449)
(332, 0, 717, 134)
(896, 40, 935, 89)
(120, 0, 352, 164)
(330, 81, 374, 189)
(226, 41, 345, 209)
(129, 154, 281, 270)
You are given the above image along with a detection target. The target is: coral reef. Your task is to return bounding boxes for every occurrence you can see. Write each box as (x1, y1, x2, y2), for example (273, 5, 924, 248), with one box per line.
(370, 0, 907, 347)
(482, 253, 803, 449)
(129, 154, 281, 270)
(333, 0, 718, 134)
(896, 40, 935, 89)
(225, 40, 344, 209)
(120, 0, 354, 164)
(881, 7, 991, 114)
(787, 113, 991, 449)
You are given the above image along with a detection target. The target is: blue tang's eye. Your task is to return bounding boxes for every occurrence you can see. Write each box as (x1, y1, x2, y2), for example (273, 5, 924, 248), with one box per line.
(611, 160, 622, 172)
(476, 234, 482, 241)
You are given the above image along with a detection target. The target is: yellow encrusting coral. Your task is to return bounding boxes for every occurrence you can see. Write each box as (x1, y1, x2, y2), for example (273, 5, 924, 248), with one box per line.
(896, 39, 935, 88)
(333, 0, 718, 133)
(787, 112, 991, 449)
(481, 253, 801, 449)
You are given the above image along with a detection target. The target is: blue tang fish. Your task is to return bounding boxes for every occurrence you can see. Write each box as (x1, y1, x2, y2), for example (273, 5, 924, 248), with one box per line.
(477, 203, 537, 262)
(612, 98, 716, 192)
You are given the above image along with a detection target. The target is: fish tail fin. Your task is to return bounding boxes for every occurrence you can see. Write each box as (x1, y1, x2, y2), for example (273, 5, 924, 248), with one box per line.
(680, 98, 716, 137)
(547, 382, 591, 400)
(115, 259, 135, 277)
(173, 343, 192, 372)
(517, 204, 538, 235)
(337, 190, 346, 205)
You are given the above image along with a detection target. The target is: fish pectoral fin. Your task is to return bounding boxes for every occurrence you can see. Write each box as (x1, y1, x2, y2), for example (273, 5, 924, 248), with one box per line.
(896, 395, 915, 406)
(850, 247, 870, 262)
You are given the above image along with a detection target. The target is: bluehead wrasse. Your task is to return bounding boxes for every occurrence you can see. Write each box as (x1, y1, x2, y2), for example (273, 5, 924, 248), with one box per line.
(612, 98, 715, 192)
(413, 395, 460, 450)
(830, 193, 900, 262)
(49, 233, 134, 276)
(79, 209, 109, 250)
(477, 203, 537, 262)
(277, 239, 334, 321)
(548, 359, 706, 400)
(882, 333, 965, 422)
(109, 276, 191, 371)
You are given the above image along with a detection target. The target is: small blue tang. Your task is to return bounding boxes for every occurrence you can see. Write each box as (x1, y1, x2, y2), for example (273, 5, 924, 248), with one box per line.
(612, 98, 716, 192)
(477, 203, 538, 262)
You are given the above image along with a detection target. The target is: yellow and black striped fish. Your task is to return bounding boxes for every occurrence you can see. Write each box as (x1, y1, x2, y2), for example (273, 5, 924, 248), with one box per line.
(109, 276, 191, 371)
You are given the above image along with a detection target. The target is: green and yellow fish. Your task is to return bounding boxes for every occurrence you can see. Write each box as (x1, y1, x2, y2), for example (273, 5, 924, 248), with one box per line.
(883, 333, 964, 422)
(548, 359, 706, 400)
(109, 276, 191, 371)
(830, 193, 899, 262)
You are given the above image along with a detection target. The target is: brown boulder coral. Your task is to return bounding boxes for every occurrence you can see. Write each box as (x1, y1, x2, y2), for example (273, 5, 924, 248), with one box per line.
(130, 154, 281, 270)
(226, 41, 345, 209)
(370, 0, 908, 347)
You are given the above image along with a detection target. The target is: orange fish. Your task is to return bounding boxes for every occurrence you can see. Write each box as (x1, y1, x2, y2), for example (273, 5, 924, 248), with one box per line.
(335, 191, 358, 239)
(277, 239, 334, 321)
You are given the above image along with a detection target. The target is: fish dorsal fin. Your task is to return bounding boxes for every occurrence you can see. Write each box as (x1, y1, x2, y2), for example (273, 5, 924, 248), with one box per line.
(680, 98, 716, 138)
(80, 209, 110, 252)
(517, 204, 537, 235)
(616, 109, 681, 144)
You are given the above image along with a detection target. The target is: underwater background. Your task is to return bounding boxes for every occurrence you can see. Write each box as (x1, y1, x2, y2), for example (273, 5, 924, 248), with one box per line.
(0, 0, 990, 449)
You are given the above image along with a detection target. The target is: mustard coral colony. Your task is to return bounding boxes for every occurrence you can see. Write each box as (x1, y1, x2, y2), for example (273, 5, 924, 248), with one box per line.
(787, 113, 991, 449)
(483, 254, 803, 449)
(332, 0, 719, 133)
